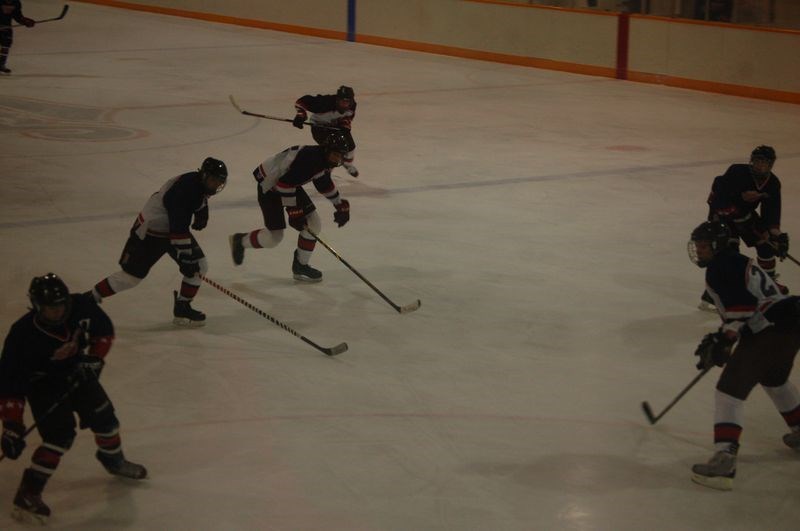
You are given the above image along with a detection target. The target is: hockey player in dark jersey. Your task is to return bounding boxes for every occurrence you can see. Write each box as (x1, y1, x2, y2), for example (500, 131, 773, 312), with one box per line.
(0, 0, 35, 74)
(0, 274, 146, 524)
(89, 157, 228, 326)
(700, 145, 789, 309)
(688, 221, 800, 491)
(293, 85, 359, 177)
(228, 131, 354, 282)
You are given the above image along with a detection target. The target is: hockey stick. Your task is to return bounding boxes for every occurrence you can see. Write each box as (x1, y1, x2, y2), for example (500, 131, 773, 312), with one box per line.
(305, 228, 421, 314)
(641, 366, 712, 425)
(200, 275, 347, 356)
(228, 95, 342, 130)
(4, 4, 69, 28)
(0, 375, 83, 462)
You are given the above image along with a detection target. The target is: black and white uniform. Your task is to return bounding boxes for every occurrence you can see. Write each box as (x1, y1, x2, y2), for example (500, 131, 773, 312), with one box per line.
(704, 248, 800, 447)
(707, 163, 782, 272)
(93, 171, 210, 302)
(294, 94, 357, 167)
(0, 294, 123, 481)
(242, 145, 344, 261)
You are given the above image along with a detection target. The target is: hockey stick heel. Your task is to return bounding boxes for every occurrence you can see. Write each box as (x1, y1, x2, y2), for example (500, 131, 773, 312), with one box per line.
(641, 401, 657, 425)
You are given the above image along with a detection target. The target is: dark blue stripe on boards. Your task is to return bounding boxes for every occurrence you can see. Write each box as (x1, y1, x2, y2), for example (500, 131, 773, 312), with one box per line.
(347, 0, 356, 42)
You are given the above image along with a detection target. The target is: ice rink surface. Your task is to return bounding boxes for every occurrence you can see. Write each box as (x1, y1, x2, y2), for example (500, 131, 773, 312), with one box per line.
(2, 1, 800, 529)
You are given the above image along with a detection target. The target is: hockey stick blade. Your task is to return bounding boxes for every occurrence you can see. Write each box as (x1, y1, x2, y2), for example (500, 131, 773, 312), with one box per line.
(6, 4, 69, 28)
(54, 4, 70, 21)
(399, 299, 422, 314)
(323, 342, 349, 356)
(641, 401, 657, 425)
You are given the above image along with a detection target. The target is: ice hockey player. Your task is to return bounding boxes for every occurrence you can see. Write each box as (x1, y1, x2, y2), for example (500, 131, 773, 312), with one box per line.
(688, 221, 800, 491)
(0, 0, 35, 74)
(292, 85, 359, 177)
(228, 131, 354, 282)
(0, 274, 147, 524)
(89, 157, 228, 326)
(700, 145, 789, 310)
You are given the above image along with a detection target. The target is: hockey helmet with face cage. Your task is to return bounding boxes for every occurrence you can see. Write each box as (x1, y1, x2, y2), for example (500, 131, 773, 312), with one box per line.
(688, 221, 731, 267)
(29, 273, 72, 325)
(199, 157, 228, 195)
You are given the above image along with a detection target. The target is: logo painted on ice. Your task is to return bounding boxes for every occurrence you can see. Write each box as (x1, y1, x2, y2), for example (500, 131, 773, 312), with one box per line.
(0, 96, 148, 142)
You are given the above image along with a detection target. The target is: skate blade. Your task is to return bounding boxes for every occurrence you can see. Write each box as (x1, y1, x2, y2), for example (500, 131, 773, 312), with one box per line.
(172, 317, 206, 327)
(697, 301, 717, 312)
(292, 274, 322, 283)
(691, 473, 733, 491)
(11, 506, 48, 525)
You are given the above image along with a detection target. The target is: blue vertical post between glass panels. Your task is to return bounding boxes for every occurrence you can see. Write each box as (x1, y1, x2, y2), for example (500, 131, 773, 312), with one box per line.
(347, 0, 356, 42)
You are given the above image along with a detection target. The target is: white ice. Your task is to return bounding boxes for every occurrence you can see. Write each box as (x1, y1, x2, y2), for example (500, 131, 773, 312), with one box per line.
(2, 2, 800, 530)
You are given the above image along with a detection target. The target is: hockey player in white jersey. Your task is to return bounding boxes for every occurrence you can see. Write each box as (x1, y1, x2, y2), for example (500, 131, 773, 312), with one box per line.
(89, 158, 227, 326)
(228, 131, 353, 282)
(688, 221, 800, 490)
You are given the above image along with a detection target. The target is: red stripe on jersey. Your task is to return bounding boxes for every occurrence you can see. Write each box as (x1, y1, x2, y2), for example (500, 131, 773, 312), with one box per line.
(89, 336, 114, 359)
(95, 279, 115, 297)
(0, 397, 25, 423)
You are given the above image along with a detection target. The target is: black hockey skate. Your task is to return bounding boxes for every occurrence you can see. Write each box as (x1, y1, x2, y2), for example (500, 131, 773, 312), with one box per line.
(691, 445, 737, 491)
(96, 450, 148, 479)
(173, 291, 206, 327)
(229, 233, 246, 266)
(784, 430, 800, 451)
(11, 469, 50, 525)
(292, 250, 322, 282)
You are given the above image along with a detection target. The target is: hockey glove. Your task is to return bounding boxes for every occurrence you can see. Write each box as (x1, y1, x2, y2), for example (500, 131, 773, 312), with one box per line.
(286, 206, 307, 231)
(772, 232, 789, 259)
(1, 421, 26, 460)
(191, 207, 209, 231)
(292, 115, 305, 129)
(73, 355, 105, 383)
(22, 18, 35, 28)
(333, 199, 350, 227)
(177, 247, 201, 277)
(694, 332, 735, 370)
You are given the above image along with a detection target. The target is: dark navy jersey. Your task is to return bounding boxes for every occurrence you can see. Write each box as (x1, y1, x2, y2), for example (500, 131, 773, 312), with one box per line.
(0, 1, 25, 26)
(253, 145, 340, 207)
(707, 163, 781, 228)
(294, 94, 356, 129)
(705, 249, 789, 335)
(0, 293, 114, 403)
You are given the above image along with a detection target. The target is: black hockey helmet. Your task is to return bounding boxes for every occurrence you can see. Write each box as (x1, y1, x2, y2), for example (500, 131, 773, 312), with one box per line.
(336, 85, 354, 100)
(29, 273, 72, 325)
(322, 131, 355, 154)
(751, 145, 776, 163)
(688, 221, 731, 267)
(199, 157, 228, 195)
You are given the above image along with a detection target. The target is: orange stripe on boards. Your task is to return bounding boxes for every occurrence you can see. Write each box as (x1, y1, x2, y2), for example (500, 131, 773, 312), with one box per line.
(628, 71, 800, 105)
(72, 0, 346, 40)
(355, 34, 617, 79)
